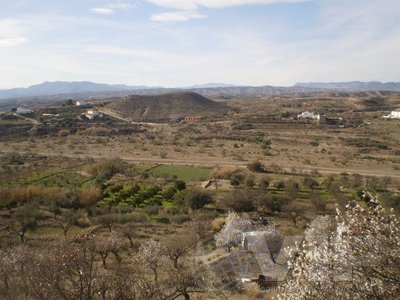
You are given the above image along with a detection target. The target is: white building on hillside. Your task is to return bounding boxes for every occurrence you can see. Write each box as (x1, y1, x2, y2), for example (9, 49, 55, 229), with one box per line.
(84, 110, 103, 120)
(384, 110, 400, 119)
(297, 111, 320, 120)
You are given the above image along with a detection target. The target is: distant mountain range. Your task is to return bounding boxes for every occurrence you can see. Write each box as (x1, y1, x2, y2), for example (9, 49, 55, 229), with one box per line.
(295, 81, 400, 91)
(0, 81, 399, 107)
(0, 81, 160, 100)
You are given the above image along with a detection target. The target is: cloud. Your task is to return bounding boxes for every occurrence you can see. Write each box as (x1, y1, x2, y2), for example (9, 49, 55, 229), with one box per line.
(107, 3, 134, 10)
(0, 19, 28, 47)
(151, 11, 207, 22)
(84, 45, 162, 58)
(90, 7, 115, 15)
(146, 0, 309, 10)
(0, 37, 27, 47)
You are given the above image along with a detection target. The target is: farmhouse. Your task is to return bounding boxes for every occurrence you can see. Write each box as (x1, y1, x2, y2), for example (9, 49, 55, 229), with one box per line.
(84, 110, 103, 120)
(383, 110, 400, 119)
(76, 100, 92, 107)
(297, 111, 320, 120)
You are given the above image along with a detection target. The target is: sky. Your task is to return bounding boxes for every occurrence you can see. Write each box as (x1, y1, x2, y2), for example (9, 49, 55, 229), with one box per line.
(0, 0, 399, 89)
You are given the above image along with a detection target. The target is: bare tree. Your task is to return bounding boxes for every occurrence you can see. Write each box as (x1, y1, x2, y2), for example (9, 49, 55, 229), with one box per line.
(163, 233, 199, 268)
(310, 192, 326, 215)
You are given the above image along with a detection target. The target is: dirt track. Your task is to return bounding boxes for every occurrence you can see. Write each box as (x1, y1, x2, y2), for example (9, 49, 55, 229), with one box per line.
(5, 149, 399, 179)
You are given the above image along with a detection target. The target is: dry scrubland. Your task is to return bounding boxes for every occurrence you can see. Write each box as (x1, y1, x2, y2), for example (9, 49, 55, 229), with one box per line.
(0, 92, 399, 299)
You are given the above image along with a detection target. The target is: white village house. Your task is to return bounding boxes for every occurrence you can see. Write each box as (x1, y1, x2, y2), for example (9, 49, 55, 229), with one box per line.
(383, 110, 400, 119)
(297, 111, 320, 120)
(84, 110, 103, 120)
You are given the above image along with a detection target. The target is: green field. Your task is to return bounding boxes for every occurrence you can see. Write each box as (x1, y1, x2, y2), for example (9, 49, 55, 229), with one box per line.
(149, 165, 211, 181)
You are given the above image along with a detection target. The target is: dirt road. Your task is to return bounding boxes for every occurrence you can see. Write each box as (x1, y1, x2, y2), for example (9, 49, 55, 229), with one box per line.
(6, 150, 399, 179)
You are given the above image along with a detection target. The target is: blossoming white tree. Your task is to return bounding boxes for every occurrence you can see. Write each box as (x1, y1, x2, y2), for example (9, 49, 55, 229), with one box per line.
(214, 211, 253, 252)
(280, 202, 400, 299)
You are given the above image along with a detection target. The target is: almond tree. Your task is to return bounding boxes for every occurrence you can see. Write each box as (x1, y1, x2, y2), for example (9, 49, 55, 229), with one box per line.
(163, 233, 199, 269)
(280, 202, 400, 299)
(136, 240, 166, 281)
(7, 202, 42, 243)
(94, 231, 126, 267)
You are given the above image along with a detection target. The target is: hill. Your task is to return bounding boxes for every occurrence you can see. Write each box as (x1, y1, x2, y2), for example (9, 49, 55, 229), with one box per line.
(103, 92, 227, 122)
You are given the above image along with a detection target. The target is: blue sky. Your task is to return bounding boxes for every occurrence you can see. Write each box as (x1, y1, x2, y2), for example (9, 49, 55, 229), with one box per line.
(0, 0, 399, 88)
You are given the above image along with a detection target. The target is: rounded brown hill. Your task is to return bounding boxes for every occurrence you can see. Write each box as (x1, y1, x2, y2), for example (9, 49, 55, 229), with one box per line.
(103, 92, 228, 122)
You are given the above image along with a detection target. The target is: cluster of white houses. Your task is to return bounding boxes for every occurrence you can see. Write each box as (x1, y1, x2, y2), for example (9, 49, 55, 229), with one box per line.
(16, 107, 34, 115)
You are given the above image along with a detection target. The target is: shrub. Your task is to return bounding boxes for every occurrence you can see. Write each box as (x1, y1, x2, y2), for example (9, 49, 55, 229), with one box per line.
(244, 176, 255, 188)
(175, 180, 186, 191)
(274, 180, 285, 190)
(58, 129, 70, 137)
(256, 194, 287, 213)
(145, 205, 160, 216)
(152, 216, 170, 224)
(303, 176, 319, 189)
(87, 158, 126, 181)
(185, 189, 213, 210)
(78, 187, 102, 207)
(247, 160, 265, 173)
(1, 152, 24, 165)
(220, 190, 255, 212)
(170, 214, 191, 224)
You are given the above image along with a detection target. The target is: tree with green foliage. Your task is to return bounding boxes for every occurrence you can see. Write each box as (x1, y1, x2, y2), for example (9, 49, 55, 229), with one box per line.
(58, 209, 81, 237)
(8, 202, 42, 243)
(185, 189, 213, 210)
(220, 190, 255, 212)
(303, 176, 319, 189)
(175, 180, 186, 191)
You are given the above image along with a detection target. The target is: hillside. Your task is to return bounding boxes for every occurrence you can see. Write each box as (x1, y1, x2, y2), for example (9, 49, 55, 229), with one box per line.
(103, 92, 228, 121)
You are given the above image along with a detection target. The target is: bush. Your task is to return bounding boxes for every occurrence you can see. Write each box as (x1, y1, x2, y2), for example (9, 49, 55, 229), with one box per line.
(145, 205, 160, 216)
(78, 187, 102, 207)
(1, 152, 24, 165)
(247, 160, 265, 173)
(87, 158, 127, 181)
(175, 180, 186, 191)
(185, 189, 213, 210)
(344, 138, 388, 149)
(229, 172, 245, 186)
(274, 180, 285, 190)
(58, 129, 70, 137)
(152, 216, 170, 224)
(244, 176, 255, 188)
(170, 214, 191, 224)
(303, 176, 319, 189)
(220, 190, 255, 212)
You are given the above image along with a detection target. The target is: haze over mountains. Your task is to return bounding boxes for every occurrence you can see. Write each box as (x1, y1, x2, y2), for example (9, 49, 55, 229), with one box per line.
(295, 81, 400, 91)
(0, 81, 399, 103)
